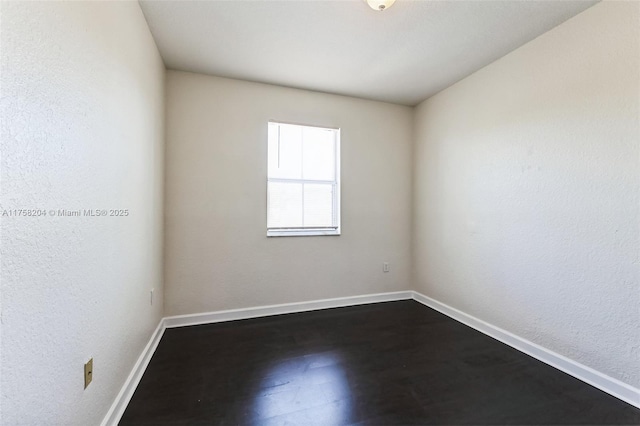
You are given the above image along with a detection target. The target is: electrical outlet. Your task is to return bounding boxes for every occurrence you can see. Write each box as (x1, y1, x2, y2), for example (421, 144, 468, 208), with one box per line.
(84, 358, 93, 389)
(383, 262, 390, 272)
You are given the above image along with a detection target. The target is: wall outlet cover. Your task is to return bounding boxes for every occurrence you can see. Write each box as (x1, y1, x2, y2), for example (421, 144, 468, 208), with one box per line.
(84, 358, 93, 389)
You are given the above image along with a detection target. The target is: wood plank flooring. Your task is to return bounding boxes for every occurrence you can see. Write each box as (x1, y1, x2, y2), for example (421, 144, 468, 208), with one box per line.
(120, 300, 640, 425)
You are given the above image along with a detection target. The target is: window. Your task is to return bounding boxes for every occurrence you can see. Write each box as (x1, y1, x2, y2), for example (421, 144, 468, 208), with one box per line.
(267, 121, 340, 237)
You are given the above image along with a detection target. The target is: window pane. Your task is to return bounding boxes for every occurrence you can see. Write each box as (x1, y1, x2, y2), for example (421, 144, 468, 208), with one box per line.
(302, 126, 335, 181)
(303, 183, 334, 228)
(268, 123, 302, 179)
(267, 181, 303, 228)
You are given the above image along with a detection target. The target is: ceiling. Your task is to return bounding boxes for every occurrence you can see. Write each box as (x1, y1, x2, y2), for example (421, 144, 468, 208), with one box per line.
(139, 0, 598, 106)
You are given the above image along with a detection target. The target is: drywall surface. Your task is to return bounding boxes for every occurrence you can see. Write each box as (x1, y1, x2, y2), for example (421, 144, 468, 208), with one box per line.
(165, 71, 413, 315)
(413, 1, 639, 388)
(1, 2, 165, 424)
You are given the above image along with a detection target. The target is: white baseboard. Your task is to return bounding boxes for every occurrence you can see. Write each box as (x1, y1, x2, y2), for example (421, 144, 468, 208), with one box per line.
(102, 290, 639, 426)
(163, 291, 414, 328)
(101, 291, 412, 425)
(411, 291, 640, 409)
(101, 320, 166, 426)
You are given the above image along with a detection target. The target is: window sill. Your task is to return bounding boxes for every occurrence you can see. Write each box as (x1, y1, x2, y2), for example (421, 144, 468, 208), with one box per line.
(267, 229, 341, 237)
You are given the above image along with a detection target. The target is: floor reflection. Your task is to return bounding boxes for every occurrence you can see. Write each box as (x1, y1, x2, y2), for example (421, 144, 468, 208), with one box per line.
(120, 301, 640, 425)
(250, 351, 355, 425)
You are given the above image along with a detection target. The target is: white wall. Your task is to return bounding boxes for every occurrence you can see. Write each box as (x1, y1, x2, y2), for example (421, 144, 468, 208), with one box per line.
(413, 1, 639, 388)
(0, 2, 165, 424)
(164, 71, 413, 316)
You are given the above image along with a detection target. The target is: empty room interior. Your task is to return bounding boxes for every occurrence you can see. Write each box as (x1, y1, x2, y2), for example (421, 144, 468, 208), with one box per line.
(1, 0, 639, 424)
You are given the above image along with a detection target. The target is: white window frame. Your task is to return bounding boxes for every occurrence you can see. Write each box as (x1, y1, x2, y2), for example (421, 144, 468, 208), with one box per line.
(267, 120, 341, 237)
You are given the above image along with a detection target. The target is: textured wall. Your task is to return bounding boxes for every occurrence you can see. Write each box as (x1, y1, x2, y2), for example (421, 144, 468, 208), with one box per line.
(0, 2, 165, 424)
(413, 1, 639, 388)
(164, 71, 413, 316)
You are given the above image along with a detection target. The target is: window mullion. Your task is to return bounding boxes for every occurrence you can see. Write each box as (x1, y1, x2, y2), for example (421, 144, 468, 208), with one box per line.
(268, 177, 336, 185)
(301, 182, 305, 228)
(277, 125, 281, 168)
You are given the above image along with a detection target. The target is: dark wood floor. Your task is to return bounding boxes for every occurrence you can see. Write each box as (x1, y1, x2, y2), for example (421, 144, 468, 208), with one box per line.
(120, 300, 640, 425)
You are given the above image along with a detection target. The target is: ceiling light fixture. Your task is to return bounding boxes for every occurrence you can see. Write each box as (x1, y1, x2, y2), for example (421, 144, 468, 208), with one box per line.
(365, 0, 396, 11)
